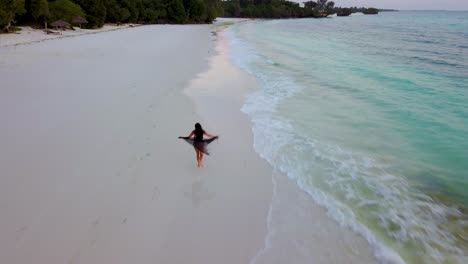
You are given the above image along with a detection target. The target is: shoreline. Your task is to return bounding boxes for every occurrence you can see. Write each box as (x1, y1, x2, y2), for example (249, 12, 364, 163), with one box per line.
(187, 23, 377, 263)
(182, 20, 273, 263)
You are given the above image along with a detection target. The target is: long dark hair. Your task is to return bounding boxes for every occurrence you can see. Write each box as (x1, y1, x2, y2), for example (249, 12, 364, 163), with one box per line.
(194, 123, 203, 138)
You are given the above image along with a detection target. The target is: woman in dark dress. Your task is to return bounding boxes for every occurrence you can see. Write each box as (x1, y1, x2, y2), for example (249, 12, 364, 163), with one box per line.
(179, 123, 218, 167)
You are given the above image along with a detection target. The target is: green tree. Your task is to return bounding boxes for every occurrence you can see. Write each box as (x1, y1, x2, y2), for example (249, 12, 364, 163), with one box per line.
(20, 0, 48, 25)
(310, 0, 334, 16)
(204, 0, 221, 22)
(223, 0, 240, 17)
(0, 0, 25, 32)
(363, 7, 378, 15)
(105, 0, 131, 22)
(336, 7, 352, 16)
(188, 0, 206, 22)
(304, 1, 317, 9)
(139, 0, 164, 22)
(325, 1, 335, 15)
(30, 0, 49, 27)
(119, 0, 141, 22)
(73, 0, 106, 27)
(165, 0, 186, 23)
(140, 7, 158, 21)
(49, 0, 84, 23)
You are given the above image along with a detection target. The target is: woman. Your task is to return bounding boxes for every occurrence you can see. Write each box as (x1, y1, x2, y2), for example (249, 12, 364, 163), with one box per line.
(179, 123, 218, 168)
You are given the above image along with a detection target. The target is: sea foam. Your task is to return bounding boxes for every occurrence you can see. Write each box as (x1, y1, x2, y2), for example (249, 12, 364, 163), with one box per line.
(226, 20, 467, 263)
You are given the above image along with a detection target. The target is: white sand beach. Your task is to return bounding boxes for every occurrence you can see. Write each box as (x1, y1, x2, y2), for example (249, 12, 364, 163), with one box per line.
(0, 22, 272, 264)
(0, 20, 375, 264)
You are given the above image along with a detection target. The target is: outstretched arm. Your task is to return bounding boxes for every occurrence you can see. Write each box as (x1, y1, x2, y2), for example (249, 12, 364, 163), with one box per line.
(179, 130, 194, 139)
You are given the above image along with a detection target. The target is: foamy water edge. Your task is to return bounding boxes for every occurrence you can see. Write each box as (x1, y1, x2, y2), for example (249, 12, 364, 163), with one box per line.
(225, 26, 407, 264)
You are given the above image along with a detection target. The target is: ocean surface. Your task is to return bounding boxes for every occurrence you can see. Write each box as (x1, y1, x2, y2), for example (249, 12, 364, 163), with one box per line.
(227, 11, 468, 263)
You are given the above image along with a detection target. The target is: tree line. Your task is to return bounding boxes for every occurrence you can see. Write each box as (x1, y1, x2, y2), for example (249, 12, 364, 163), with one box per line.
(222, 0, 379, 19)
(336, 7, 379, 16)
(1, 0, 381, 33)
(1, 0, 224, 32)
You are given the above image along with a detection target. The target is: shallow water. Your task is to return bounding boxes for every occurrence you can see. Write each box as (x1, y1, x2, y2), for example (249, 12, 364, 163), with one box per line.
(228, 11, 468, 263)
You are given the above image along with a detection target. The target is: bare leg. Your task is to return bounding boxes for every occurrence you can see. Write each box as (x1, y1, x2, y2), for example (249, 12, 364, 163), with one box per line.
(197, 151, 202, 167)
(199, 152, 204, 167)
(194, 148, 201, 167)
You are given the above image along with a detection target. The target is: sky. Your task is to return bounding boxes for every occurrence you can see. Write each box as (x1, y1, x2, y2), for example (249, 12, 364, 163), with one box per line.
(304, 0, 468, 11)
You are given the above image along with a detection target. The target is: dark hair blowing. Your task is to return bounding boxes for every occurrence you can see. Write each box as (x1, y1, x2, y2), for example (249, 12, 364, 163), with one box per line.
(194, 123, 203, 138)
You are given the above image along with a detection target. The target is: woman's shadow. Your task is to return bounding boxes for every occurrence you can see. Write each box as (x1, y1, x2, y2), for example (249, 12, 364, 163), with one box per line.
(184, 176, 215, 207)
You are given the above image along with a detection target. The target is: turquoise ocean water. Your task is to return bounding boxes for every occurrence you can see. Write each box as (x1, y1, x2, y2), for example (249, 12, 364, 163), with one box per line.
(227, 11, 468, 263)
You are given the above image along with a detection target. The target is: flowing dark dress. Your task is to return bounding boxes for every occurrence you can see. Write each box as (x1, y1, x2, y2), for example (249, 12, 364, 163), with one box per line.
(180, 130, 218, 155)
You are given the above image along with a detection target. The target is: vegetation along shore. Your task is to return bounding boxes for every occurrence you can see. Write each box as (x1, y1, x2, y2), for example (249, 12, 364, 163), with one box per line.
(1, 0, 382, 33)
